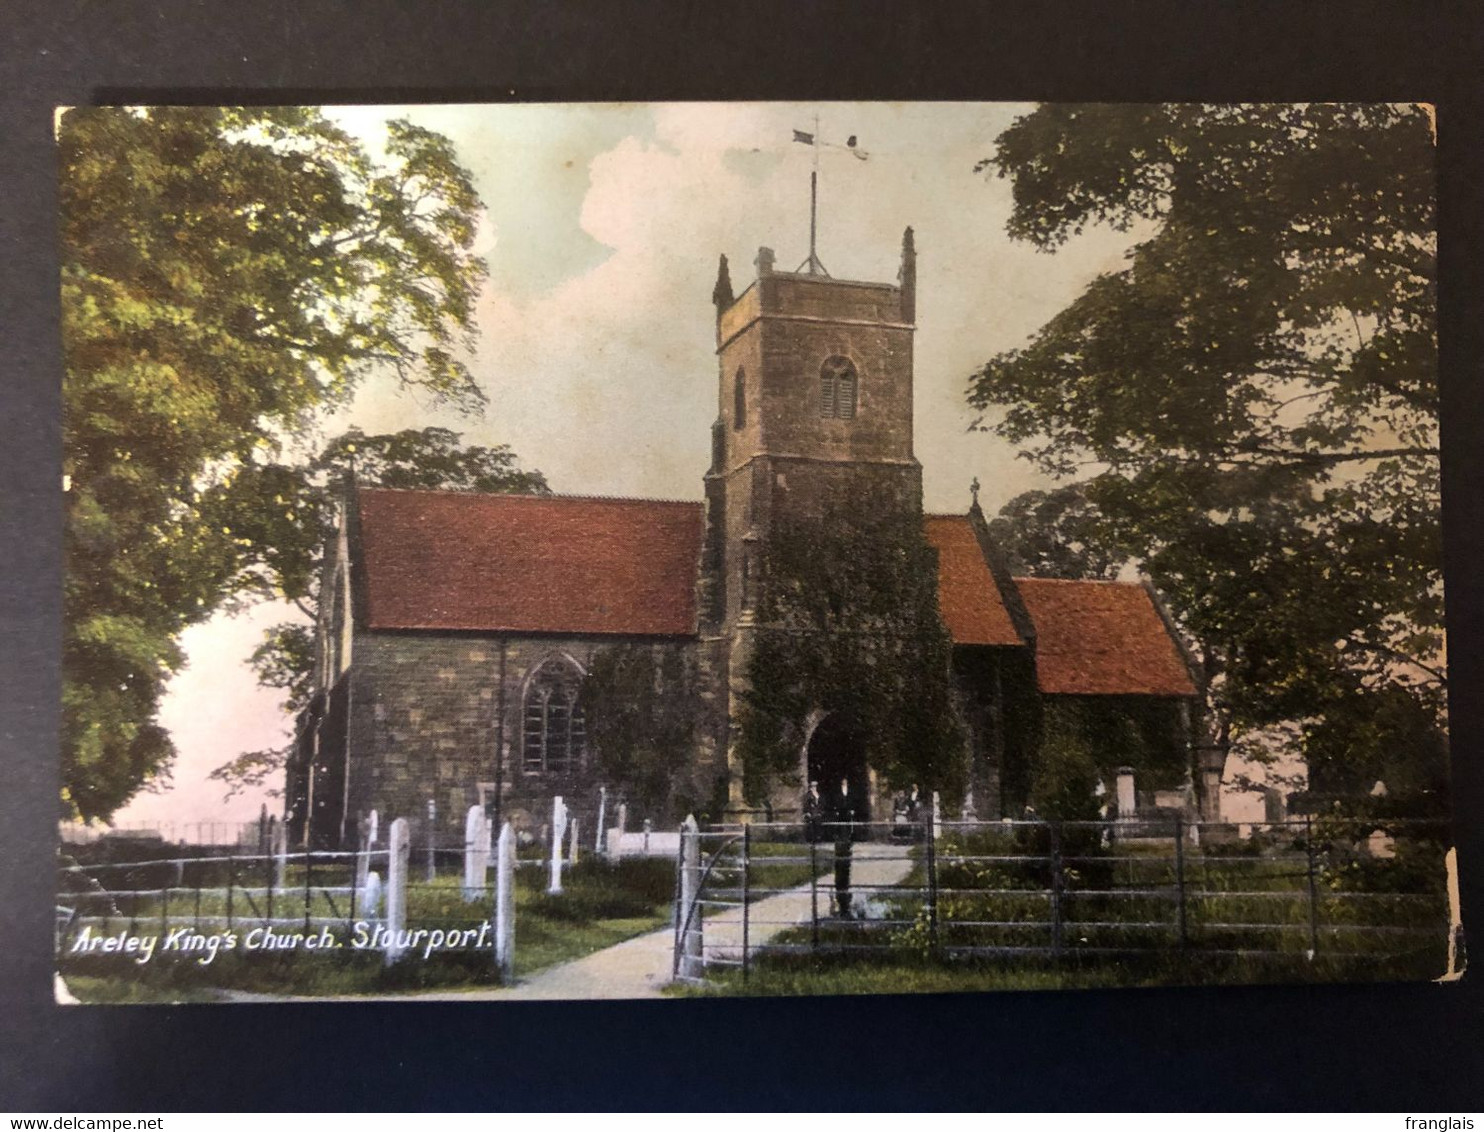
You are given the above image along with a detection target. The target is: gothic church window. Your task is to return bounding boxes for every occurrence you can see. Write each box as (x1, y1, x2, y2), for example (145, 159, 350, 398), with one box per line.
(522, 656, 586, 773)
(819, 356, 858, 419)
(734, 368, 747, 429)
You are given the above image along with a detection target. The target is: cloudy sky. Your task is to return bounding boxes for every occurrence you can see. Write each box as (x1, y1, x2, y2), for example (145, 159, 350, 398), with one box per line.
(114, 101, 1143, 828)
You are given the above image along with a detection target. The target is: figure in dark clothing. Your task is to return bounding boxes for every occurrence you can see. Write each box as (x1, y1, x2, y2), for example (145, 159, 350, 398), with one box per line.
(830, 776, 856, 917)
(892, 782, 923, 843)
(802, 780, 824, 843)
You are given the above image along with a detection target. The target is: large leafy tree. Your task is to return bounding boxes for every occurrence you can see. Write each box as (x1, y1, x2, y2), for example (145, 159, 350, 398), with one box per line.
(62, 106, 490, 820)
(211, 426, 549, 798)
(970, 104, 1444, 812)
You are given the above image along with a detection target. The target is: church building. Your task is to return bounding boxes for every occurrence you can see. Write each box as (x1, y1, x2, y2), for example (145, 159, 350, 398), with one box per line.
(286, 230, 1204, 848)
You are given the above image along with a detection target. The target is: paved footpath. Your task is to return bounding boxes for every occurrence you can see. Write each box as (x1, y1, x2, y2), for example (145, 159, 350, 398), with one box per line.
(402, 842, 913, 1001)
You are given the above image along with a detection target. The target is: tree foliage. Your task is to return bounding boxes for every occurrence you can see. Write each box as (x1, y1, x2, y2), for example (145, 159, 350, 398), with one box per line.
(580, 645, 719, 824)
(62, 106, 490, 819)
(985, 484, 1123, 579)
(736, 487, 968, 805)
(972, 104, 1443, 810)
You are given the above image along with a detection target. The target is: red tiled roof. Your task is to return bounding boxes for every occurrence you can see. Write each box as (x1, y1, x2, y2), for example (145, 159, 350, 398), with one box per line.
(922, 515, 1023, 647)
(356, 489, 703, 636)
(354, 493, 1194, 698)
(1015, 578, 1197, 698)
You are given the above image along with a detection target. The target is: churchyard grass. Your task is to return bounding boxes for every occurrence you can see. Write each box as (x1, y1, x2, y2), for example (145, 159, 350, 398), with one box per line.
(57, 855, 677, 1002)
(668, 944, 1446, 998)
(670, 827, 1449, 996)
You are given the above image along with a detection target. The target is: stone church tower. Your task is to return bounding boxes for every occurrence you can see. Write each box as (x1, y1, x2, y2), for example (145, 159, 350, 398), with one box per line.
(698, 231, 923, 815)
(291, 225, 1200, 847)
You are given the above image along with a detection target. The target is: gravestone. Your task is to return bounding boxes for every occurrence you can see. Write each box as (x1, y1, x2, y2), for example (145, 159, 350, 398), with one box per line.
(354, 825, 371, 916)
(568, 817, 580, 866)
(272, 820, 288, 890)
(362, 870, 383, 919)
(463, 804, 490, 901)
(385, 817, 410, 965)
(595, 786, 608, 856)
(547, 796, 568, 894)
(1116, 767, 1137, 822)
(494, 822, 516, 981)
(612, 803, 630, 860)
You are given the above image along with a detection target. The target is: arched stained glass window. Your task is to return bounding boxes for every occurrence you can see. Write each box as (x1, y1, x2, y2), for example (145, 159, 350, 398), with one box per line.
(820, 356, 858, 419)
(522, 656, 587, 774)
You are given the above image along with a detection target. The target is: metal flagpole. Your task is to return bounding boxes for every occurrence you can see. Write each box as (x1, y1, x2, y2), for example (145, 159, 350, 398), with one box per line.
(794, 114, 866, 276)
(809, 112, 820, 274)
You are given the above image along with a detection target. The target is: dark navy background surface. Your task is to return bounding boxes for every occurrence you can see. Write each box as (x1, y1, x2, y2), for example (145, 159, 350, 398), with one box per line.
(3, 2, 1482, 1111)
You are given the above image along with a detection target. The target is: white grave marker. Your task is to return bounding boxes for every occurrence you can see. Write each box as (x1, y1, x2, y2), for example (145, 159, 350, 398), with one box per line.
(362, 870, 383, 919)
(385, 817, 410, 965)
(547, 796, 568, 894)
(463, 804, 490, 901)
(494, 822, 515, 980)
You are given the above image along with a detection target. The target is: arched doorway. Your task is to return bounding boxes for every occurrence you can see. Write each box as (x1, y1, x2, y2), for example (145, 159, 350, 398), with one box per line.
(805, 712, 871, 823)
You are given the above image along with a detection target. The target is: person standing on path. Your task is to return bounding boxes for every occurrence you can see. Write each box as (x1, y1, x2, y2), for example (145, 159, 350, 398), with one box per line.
(803, 780, 824, 844)
(830, 776, 856, 917)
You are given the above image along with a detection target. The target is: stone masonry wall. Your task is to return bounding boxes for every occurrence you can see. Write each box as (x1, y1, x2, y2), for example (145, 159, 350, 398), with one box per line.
(344, 630, 698, 845)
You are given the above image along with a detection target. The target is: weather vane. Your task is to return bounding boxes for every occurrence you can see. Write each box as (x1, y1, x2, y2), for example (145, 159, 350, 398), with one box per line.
(791, 114, 868, 276)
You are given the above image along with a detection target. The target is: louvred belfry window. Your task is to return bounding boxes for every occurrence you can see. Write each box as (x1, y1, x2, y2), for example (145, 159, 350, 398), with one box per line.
(522, 657, 586, 773)
(734, 367, 747, 429)
(820, 356, 858, 419)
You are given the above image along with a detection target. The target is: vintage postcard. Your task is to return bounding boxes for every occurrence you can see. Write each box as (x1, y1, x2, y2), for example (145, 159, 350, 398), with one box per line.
(54, 101, 1457, 1003)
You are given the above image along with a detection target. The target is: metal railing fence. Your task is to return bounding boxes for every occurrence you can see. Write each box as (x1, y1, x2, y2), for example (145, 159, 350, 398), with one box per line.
(671, 816, 1453, 984)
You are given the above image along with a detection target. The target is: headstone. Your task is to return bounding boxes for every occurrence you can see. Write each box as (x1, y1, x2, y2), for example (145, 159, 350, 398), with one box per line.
(354, 824, 371, 916)
(931, 791, 942, 841)
(616, 802, 628, 833)
(1262, 785, 1286, 825)
(1116, 767, 1137, 822)
(463, 804, 490, 901)
(568, 817, 580, 866)
(595, 786, 608, 856)
(355, 808, 379, 920)
(676, 814, 702, 979)
(547, 796, 568, 894)
(384, 817, 410, 965)
(272, 820, 288, 890)
(1201, 767, 1222, 821)
(643, 818, 653, 856)
(425, 797, 438, 882)
(362, 870, 383, 919)
(494, 822, 516, 981)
